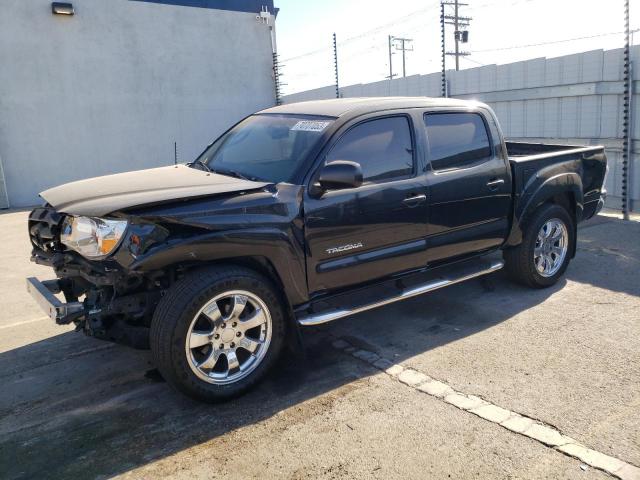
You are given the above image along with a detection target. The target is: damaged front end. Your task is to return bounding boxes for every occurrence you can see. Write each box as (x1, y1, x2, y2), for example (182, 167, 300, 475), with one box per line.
(27, 206, 170, 349)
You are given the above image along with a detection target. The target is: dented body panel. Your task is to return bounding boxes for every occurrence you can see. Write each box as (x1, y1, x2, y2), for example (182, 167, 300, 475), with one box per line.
(40, 165, 268, 216)
(117, 184, 308, 306)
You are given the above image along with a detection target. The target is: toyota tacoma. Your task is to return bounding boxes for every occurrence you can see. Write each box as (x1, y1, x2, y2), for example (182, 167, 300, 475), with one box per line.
(26, 97, 607, 401)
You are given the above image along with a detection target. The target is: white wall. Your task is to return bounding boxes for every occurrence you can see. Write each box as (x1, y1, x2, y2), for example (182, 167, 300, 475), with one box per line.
(284, 47, 640, 212)
(0, 0, 277, 207)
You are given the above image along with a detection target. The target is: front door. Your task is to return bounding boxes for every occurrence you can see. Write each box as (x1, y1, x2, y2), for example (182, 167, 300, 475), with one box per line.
(304, 114, 429, 295)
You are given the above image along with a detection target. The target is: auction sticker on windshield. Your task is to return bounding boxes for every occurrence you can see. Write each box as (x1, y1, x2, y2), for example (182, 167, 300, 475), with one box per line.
(290, 120, 332, 132)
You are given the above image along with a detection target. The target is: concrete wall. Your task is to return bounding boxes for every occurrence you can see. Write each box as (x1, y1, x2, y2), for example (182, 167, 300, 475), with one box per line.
(283, 47, 640, 212)
(0, 0, 277, 207)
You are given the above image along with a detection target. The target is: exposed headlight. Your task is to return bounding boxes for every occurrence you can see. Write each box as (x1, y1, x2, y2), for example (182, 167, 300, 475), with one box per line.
(60, 216, 128, 258)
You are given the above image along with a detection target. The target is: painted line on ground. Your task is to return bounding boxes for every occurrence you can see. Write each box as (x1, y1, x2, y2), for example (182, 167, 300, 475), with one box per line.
(331, 337, 640, 480)
(0, 316, 49, 330)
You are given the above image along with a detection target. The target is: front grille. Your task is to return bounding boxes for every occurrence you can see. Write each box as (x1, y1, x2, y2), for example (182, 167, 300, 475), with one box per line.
(29, 206, 65, 254)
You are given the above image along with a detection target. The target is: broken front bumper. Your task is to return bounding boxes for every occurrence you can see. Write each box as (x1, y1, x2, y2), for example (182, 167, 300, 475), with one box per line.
(26, 277, 83, 324)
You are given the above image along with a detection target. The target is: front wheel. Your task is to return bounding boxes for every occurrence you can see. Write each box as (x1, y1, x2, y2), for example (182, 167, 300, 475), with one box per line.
(150, 266, 286, 402)
(503, 204, 574, 288)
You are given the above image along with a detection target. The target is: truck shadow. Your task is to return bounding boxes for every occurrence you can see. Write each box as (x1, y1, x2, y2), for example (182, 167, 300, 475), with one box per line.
(569, 216, 640, 297)
(0, 269, 563, 479)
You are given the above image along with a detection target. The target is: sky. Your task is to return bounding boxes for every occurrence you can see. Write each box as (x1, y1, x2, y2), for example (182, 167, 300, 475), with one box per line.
(274, 0, 639, 94)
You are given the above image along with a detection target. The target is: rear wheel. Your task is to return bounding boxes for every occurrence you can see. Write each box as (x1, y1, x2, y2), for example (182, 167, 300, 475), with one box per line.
(503, 204, 574, 288)
(150, 266, 286, 402)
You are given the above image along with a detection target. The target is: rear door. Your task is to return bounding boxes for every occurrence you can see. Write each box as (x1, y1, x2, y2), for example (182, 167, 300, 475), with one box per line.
(423, 110, 512, 262)
(303, 113, 429, 295)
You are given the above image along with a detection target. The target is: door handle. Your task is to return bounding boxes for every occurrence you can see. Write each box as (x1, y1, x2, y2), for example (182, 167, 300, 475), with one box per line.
(403, 194, 427, 207)
(486, 178, 505, 190)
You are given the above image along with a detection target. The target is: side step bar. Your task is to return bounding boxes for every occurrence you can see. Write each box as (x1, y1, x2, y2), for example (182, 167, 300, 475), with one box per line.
(297, 259, 504, 326)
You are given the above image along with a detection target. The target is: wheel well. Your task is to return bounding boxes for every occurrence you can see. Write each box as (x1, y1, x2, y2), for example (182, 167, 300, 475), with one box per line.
(160, 255, 302, 351)
(216, 256, 302, 351)
(194, 257, 287, 301)
(222, 256, 288, 297)
(508, 190, 578, 250)
(547, 192, 576, 220)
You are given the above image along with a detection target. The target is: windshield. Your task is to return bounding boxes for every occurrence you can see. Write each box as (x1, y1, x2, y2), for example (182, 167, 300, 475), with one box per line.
(196, 114, 334, 183)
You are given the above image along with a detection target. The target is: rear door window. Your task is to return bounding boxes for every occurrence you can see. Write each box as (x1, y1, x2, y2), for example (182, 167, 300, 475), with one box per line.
(424, 113, 492, 171)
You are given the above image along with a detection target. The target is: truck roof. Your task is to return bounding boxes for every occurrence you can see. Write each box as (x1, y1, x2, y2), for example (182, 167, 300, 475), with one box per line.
(259, 96, 480, 118)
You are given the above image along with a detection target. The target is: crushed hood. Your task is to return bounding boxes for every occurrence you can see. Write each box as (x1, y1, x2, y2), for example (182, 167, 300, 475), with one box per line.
(40, 165, 269, 216)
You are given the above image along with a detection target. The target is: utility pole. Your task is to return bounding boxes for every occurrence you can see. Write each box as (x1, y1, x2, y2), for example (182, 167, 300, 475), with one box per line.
(394, 37, 414, 77)
(333, 33, 340, 98)
(442, 0, 471, 71)
(387, 35, 413, 79)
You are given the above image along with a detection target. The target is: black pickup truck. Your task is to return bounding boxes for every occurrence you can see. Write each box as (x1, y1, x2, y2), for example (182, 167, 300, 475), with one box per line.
(27, 97, 607, 401)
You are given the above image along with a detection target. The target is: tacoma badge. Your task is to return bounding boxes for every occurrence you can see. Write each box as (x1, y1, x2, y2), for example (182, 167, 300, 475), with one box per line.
(326, 242, 364, 255)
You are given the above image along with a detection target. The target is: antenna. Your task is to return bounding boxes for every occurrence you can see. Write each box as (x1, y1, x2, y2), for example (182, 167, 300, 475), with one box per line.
(174, 141, 178, 166)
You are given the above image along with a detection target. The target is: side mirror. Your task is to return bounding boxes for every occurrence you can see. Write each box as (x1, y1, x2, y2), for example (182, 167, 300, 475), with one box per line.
(318, 161, 363, 191)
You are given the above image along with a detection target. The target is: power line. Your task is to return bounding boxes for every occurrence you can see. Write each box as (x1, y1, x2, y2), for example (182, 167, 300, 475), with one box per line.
(471, 30, 633, 53)
(332, 17, 438, 64)
(284, 1, 638, 95)
(281, 2, 440, 62)
(281, 46, 332, 63)
(461, 56, 485, 66)
(467, 0, 534, 10)
(332, 2, 439, 46)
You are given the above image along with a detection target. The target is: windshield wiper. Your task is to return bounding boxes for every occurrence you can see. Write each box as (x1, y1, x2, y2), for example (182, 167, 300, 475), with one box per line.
(213, 168, 263, 182)
(187, 159, 212, 172)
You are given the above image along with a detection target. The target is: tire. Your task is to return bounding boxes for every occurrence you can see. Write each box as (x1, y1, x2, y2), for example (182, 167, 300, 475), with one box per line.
(150, 265, 286, 402)
(503, 203, 574, 288)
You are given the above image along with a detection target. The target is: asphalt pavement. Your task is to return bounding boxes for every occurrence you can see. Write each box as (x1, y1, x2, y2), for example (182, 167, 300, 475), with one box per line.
(0, 209, 638, 479)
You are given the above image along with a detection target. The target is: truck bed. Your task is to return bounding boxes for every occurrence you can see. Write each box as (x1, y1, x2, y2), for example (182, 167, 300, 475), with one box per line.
(505, 141, 607, 222)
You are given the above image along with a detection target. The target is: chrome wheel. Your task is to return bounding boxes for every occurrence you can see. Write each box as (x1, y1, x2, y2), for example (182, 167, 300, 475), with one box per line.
(185, 290, 272, 385)
(534, 218, 568, 277)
